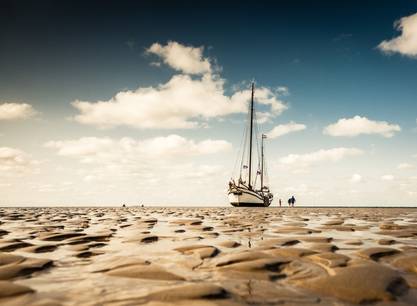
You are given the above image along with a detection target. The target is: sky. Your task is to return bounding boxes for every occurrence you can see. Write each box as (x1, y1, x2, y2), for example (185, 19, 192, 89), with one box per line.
(1, 0, 417, 206)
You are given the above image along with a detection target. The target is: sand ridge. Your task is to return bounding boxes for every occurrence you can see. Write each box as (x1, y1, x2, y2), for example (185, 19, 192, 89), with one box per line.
(0, 207, 416, 305)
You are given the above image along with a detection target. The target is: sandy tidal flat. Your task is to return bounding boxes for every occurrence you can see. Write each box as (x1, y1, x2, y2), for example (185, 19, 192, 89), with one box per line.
(0, 207, 417, 305)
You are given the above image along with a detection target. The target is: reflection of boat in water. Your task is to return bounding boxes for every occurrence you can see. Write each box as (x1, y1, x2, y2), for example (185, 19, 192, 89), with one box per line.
(228, 82, 273, 207)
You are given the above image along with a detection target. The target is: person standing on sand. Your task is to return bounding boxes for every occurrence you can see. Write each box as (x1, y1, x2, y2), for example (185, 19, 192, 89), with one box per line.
(288, 198, 291, 207)
(291, 196, 296, 207)
(279, 199, 282, 207)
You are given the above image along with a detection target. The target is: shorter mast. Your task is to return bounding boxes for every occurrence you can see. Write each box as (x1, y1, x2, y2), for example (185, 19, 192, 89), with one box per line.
(261, 134, 266, 189)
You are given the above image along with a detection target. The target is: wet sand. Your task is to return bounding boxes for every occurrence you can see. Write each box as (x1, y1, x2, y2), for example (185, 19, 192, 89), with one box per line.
(0, 207, 417, 305)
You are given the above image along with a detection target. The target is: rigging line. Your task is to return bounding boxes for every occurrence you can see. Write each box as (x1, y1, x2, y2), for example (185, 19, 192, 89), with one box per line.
(239, 98, 251, 181)
(264, 159, 269, 186)
(232, 112, 248, 180)
(253, 109, 262, 170)
(263, 142, 269, 186)
(240, 124, 248, 180)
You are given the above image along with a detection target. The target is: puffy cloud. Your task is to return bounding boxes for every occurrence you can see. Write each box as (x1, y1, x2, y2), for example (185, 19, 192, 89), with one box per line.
(72, 41, 287, 129)
(234, 87, 287, 114)
(350, 174, 362, 183)
(381, 175, 394, 181)
(279, 147, 363, 167)
(323, 116, 400, 138)
(45, 137, 114, 158)
(45, 135, 232, 162)
(0, 147, 37, 173)
(266, 122, 306, 139)
(397, 163, 415, 170)
(0, 103, 37, 121)
(72, 75, 286, 129)
(378, 12, 417, 57)
(146, 41, 211, 74)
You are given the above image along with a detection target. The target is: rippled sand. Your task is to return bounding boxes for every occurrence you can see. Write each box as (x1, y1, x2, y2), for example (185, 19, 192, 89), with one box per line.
(1, 207, 417, 305)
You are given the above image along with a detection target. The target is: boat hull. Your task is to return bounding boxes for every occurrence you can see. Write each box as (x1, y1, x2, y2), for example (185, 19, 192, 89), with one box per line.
(228, 187, 271, 207)
(230, 202, 267, 207)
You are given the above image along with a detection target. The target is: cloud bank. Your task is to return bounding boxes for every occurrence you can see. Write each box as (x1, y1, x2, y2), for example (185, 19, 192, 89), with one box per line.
(45, 135, 231, 185)
(0, 103, 37, 121)
(72, 41, 287, 129)
(279, 147, 363, 167)
(378, 12, 417, 57)
(45, 135, 232, 162)
(323, 116, 400, 138)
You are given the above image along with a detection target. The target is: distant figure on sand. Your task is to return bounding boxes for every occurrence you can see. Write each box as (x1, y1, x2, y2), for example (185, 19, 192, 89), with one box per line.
(122, 204, 126, 208)
(288, 196, 296, 207)
(279, 199, 282, 207)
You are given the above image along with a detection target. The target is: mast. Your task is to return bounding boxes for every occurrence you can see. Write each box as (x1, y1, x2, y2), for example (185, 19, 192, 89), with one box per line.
(248, 82, 254, 189)
(261, 134, 266, 189)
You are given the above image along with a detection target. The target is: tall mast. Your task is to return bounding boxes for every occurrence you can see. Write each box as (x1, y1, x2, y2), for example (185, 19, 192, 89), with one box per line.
(248, 82, 254, 189)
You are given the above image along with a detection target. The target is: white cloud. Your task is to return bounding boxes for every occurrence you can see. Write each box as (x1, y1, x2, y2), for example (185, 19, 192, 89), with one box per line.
(276, 86, 290, 96)
(45, 135, 231, 162)
(0, 147, 38, 173)
(279, 147, 363, 167)
(71, 75, 286, 129)
(45, 137, 113, 158)
(381, 175, 394, 181)
(72, 41, 287, 129)
(378, 12, 417, 57)
(0, 103, 37, 121)
(255, 112, 273, 124)
(266, 122, 306, 139)
(397, 163, 415, 170)
(350, 174, 362, 183)
(323, 116, 400, 138)
(146, 41, 211, 75)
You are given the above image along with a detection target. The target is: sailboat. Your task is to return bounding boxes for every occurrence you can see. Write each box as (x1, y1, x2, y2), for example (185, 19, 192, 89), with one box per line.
(228, 82, 274, 207)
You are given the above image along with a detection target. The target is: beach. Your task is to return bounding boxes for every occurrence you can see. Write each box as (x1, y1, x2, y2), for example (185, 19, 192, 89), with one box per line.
(1, 207, 417, 305)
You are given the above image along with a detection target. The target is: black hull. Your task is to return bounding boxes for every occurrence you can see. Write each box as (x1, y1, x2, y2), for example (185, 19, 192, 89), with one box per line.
(230, 202, 270, 207)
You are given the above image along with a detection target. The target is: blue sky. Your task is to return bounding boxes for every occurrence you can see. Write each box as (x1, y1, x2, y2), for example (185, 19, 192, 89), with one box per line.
(1, 1, 417, 206)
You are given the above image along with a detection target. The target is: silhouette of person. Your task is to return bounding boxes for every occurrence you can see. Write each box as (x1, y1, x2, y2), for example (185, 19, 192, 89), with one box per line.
(291, 196, 296, 207)
(279, 199, 282, 207)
